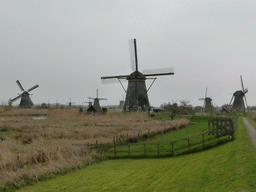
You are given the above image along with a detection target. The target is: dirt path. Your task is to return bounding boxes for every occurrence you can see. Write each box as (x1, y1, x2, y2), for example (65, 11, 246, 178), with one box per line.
(243, 117, 256, 147)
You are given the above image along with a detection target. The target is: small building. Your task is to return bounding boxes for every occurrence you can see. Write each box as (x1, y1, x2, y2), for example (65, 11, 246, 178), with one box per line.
(87, 105, 102, 113)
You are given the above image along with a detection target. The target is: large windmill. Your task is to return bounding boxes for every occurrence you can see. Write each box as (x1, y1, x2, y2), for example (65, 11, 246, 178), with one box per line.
(11, 80, 39, 108)
(199, 88, 213, 113)
(101, 39, 174, 112)
(229, 75, 248, 112)
(87, 89, 107, 112)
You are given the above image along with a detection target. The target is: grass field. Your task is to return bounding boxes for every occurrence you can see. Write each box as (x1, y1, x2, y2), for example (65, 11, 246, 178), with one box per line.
(0, 108, 189, 190)
(105, 116, 232, 158)
(16, 116, 256, 192)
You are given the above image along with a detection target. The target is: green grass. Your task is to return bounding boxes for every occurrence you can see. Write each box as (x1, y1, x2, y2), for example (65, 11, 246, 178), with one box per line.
(16, 117, 256, 191)
(247, 117, 256, 130)
(105, 115, 232, 157)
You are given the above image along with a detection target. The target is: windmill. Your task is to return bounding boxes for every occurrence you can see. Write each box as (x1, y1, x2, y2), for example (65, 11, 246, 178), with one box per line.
(229, 75, 248, 112)
(84, 98, 93, 108)
(87, 89, 107, 113)
(199, 88, 212, 113)
(101, 39, 174, 112)
(11, 80, 39, 108)
(55, 99, 60, 108)
(66, 98, 75, 108)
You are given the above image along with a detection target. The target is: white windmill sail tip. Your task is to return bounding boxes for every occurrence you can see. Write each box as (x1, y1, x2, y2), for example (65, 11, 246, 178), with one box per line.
(129, 39, 136, 71)
(142, 67, 174, 76)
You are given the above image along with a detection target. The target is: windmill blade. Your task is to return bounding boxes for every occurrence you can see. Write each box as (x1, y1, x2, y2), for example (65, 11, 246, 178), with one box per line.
(199, 98, 205, 100)
(205, 88, 208, 98)
(143, 67, 174, 77)
(229, 95, 234, 105)
(129, 39, 138, 71)
(16, 80, 25, 92)
(101, 75, 129, 80)
(240, 75, 245, 92)
(27, 84, 39, 92)
(101, 75, 128, 85)
(11, 95, 22, 102)
(99, 98, 107, 100)
(244, 95, 248, 109)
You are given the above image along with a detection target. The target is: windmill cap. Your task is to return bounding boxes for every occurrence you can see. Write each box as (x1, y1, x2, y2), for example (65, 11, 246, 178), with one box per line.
(127, 71, 146, 80)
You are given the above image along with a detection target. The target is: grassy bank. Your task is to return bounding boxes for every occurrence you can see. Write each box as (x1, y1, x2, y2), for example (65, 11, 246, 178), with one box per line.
(16, 117, 256, 191)
(0, 109, 189, 190)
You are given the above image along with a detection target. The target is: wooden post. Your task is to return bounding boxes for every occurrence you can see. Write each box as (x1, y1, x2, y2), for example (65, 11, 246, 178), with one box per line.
(128, 143, 130, 155)
(100, 143, 102, 154)
(188, 139, 190, 152)
(17, 156, 19, 161)
(144, 143, 146, 155)
(114, 141, 116, 157)
(127, 133, 128, 142)
(157, 142, 159, 156)
(202, 134, 204, 148)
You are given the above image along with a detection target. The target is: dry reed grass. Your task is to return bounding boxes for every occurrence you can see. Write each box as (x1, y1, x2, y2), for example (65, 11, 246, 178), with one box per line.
(0, 108, 190, 189)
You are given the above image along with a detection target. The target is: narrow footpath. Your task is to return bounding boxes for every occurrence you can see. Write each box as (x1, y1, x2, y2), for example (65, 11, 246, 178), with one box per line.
(243, 117, 256, 147)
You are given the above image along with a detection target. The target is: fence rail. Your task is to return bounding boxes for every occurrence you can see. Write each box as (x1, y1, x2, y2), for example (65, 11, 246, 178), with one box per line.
(72, 117, 236, 157)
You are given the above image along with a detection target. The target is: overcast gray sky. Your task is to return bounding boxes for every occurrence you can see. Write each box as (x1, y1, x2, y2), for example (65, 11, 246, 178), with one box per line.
(1, 0, 256, 108)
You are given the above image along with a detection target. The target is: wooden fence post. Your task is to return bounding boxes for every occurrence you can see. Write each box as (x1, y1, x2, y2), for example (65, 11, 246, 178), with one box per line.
(188, 138, 190, 152)
(114, 141, 116, 157)
(158, 142, 159, 156)
(128, 143, 130, 155)
(202, 134, 204, 148)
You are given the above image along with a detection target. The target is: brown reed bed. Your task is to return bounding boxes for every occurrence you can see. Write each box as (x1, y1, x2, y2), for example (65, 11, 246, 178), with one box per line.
(0, 108, 190, 189)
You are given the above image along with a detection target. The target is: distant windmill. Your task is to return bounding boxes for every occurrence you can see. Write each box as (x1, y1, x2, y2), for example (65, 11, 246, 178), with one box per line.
(87, 89, 107, 112)
(66, 98, 75, 108)
(199, 88, 212, 113)
(172, 99, 178, 107)
(11, 80, 39, 108)
(229, 75, 248, 112)
(119, 94, 125, 108)
(55, 99, 60, 107)
(101, 39, 174, 112)
(84, 98, 93, 108)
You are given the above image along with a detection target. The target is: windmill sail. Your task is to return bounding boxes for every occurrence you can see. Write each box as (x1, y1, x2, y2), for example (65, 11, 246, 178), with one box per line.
(16, 80, 25, 92)
(142, 68, 174, 77)
(129, 39, 137, 71)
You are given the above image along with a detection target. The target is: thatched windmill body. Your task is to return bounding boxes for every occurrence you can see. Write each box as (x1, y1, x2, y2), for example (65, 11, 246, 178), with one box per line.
(11, 80, 39, 108)
(101, 39, 174, 112)
(229, 75, 248, 112)
(199, 88, 212, 113)
(87, 89, 107, 112)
